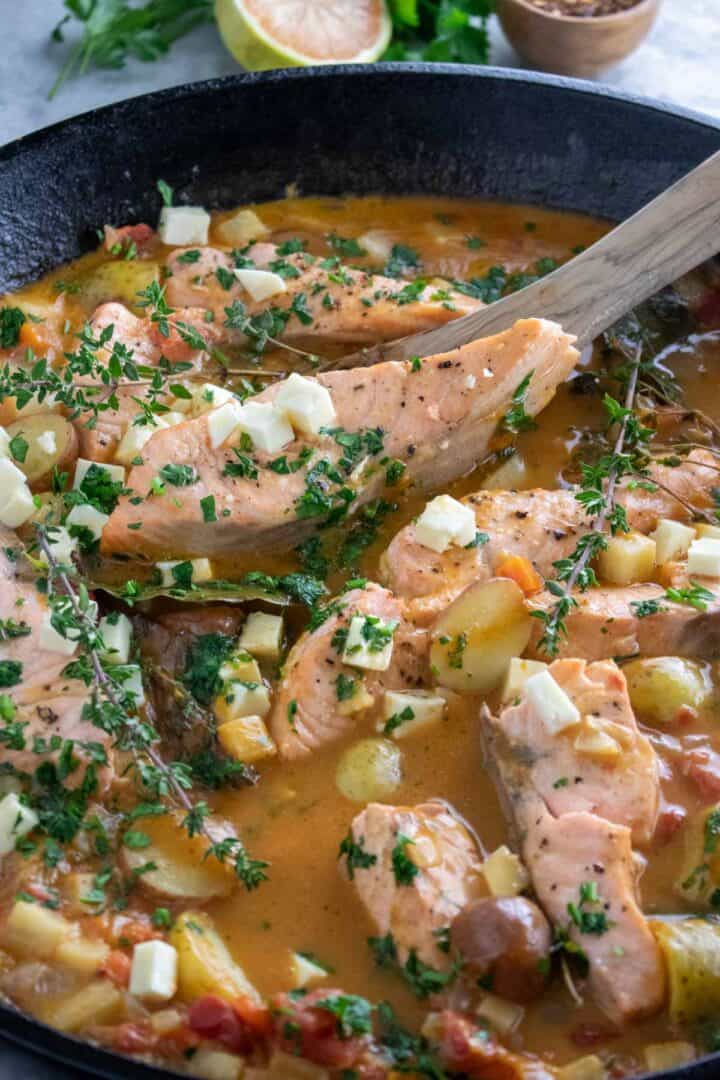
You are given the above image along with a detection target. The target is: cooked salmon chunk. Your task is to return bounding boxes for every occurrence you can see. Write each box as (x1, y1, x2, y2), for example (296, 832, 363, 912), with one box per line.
(102, 319, 579, 558)
(0, 531, 111, 788)
(483, 659, 660, 846)
(381, 450, 718, 625)
(524, 808, 666, 1025)
(269, 584, 427, 760)
(344, 800, 483, 967)
(165, 243, 482, 345)
(527, 582, 720, 661)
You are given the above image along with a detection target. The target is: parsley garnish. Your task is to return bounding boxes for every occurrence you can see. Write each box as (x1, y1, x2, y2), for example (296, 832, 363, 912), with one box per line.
(391, 834, 419, 886)
(338, 831, 377, 879)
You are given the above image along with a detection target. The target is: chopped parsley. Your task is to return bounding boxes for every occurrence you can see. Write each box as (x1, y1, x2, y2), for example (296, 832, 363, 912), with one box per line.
(182, 633, 234, 705)
(315, 994, 373, 1039)
(8, 434, 28, 464)
(159, 463, 197, 487)
(391, 834, 419, 886)
(0, 307, 26, 348)
(200, 494, 217, 523)
(384, 244, 421, 279)
(326, 233, 366, 258)
(335, 673, 356, 702)
(383, 705, 414, 736)
(338, 831, 377, 879)
(502, 371, 537, 435)
(0, 661, 23, 688)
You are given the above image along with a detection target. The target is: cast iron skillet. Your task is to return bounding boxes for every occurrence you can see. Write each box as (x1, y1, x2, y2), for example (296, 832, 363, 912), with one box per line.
(0, 64, 719, 1080)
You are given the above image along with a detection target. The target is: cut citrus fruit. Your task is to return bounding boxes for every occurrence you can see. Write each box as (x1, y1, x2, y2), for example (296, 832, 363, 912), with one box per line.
(215, 0, 392, 70)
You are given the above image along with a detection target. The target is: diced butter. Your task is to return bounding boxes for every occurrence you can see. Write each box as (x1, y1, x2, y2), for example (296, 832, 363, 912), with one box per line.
(39, 610, 77, 656)
(207, 400, 245, 449)
(214, 680, 271, 723)
(156, 558, 213, 587)
(650, 518, 696, 564)
(237, 401, 294, 455)
(275, 372, 336, 437)
(115, 664, 145, 707)
(114, 418, 166, 466)
(357, 230, 392, 260)
(380, 689, 446, 738)
(129, 939, 178, 1004)
(239, 612, 283, 660)
(500, 658, 548, 704)
(687, 537, 720, 578)
(98, 613, 133, 665)
(220, 651, 262, 685)
(216, 208, 269, 246)
(65, 503, 109, 541)
(0, 458, 34, 527)
(524, 669, 580, 734)
(234, 268, 287, 302)
(191, 383, 236, 417)
(217, 715, 277, 763)
(45, 525, 78, 565)
(159, 206, 210, 246)
(338, 680, 374, 717)
(73, 458, 125, 489)
(291, 951, 329, 989)
(414, 494, 476, 554)
(342, 614, 396, 672)
(36, 430, 57, 456)
(482, 844, 530, 897)
(0, 793, 38, 856)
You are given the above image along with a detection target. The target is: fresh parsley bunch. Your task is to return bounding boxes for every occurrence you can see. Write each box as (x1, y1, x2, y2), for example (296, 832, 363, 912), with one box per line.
(384, 0, 497, 64)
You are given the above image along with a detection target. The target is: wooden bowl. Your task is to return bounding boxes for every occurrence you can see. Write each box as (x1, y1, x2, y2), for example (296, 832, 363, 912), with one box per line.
(498, 0, 661, 78)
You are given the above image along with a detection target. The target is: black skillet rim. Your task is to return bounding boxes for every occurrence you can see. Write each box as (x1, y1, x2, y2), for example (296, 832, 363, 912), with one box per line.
(0, 62, 719, 1079)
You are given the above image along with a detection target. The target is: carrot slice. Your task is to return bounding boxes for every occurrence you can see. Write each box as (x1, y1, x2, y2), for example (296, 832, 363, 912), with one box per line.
(495, 554, 543, 596)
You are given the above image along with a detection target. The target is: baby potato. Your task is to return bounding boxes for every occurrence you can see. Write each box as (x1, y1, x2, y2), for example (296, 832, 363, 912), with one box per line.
(430, 578, 532, 693)
(652, 918, 720, 1026)
(121, 813, 236, 902)
(171, 910, 261, 1005)
(5, 414, 78, 492)
(78, 259, 159, 313)
(335, 738, 402, 803)
(623, 657, 712, 725)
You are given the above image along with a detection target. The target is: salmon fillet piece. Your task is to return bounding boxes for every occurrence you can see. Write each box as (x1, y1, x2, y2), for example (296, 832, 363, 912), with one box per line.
(381, 451, 718, 626)
(527, 582, 720, 661)
(103, 319, 579, 559)
(165, 243, 482, 345)
(482, 659, 659, 847)
(481, 662, 665, 1024)
(345, 800, 483, 967)
(524, 808, 666, 1025)
(0, 531, 112, 789)
(269, 584, 427, 760)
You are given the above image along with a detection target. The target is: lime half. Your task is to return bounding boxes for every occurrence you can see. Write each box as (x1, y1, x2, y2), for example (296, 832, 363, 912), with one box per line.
(215, 0, 393, 70)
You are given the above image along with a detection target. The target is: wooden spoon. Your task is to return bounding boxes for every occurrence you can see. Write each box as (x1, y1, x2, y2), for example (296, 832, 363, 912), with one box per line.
(331, 149, 720, 370)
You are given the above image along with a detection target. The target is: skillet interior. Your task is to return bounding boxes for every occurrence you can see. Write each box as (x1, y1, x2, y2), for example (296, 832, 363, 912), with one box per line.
(0, 63, 719, 1080)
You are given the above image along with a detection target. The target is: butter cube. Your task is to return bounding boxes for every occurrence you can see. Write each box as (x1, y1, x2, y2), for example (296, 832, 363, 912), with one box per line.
(234, 268, 287, 302)
(239, 612, 283, 660)
(98, 612, 132, 665)
(65, 503, 109, 541)
(524, 669, 580, 734)
(217, 715, 277, 763)
(159, 206, 210, 246)
(414, 494, 476, 554)
(380, 689, 446, 738)
(129, 939, 178, 1003)
(275, 373, 336, 437)
(501, 658, 548, 704)
(214, 680, 271, 723)
(237, 401, 294, 455)
(342, 614, 396, 672)
(687, 537, 720, 578)
(0, 793, 38, 856)
(650, 519, 696, 565)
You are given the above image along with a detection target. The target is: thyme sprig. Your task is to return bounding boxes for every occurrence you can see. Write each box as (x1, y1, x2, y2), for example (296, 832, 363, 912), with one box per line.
(32, 527, 268, 892)
(533, 351, 646, 656)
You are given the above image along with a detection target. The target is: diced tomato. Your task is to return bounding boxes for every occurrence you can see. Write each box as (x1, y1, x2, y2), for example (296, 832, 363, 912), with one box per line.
(187, 995, 270, 1056)
(232, 995, 273, 1040)
(495, 554, 543, 596)
(682, 746, 720, 800)
(271, 989, 368, 1071)
(653, 803, 687, 846)
(434, 1010, 535, 1080)
(113, 1021, 157, 1054)
(101, 950, 131, 987)
(104, 223, 155, 254)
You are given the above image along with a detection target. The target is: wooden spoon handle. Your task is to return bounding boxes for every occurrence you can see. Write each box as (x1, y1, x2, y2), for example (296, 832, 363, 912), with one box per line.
(338, 149, 720, 369)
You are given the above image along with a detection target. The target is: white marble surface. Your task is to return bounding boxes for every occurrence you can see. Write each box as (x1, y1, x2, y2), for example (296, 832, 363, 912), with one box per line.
(0, 0, 718, 149)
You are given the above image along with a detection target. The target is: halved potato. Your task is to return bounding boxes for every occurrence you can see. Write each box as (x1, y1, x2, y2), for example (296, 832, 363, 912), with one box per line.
(6, 414, 78, 492)
(335, 737, 403, 802)
(120, 812, 236, 902)
(430, 578, 532, 692)
(78, 259, 159, 313)
(171, 910, 261, 1004)
(652, 918, 720, 1025)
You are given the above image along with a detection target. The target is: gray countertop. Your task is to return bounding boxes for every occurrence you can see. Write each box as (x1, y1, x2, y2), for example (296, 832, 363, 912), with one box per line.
(0, 0, 718, 148)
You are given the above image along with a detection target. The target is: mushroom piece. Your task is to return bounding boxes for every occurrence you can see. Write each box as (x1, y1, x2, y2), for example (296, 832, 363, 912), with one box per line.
(451, 896, 552, 1003)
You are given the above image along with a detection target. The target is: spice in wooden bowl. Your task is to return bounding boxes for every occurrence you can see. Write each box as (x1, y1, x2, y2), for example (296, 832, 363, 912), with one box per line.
(525, 0, 643, 15)
(498, 0, 660, 77)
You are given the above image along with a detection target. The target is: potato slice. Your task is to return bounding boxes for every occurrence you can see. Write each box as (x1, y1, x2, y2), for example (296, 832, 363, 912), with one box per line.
(78, 260, 159, 313)
(652, 918, 720, 1025)
(121, 813, 235, 902)
(171, 910, 261, 1004)
(430, 578, 532, 692)
(6, 414, 78, 492)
